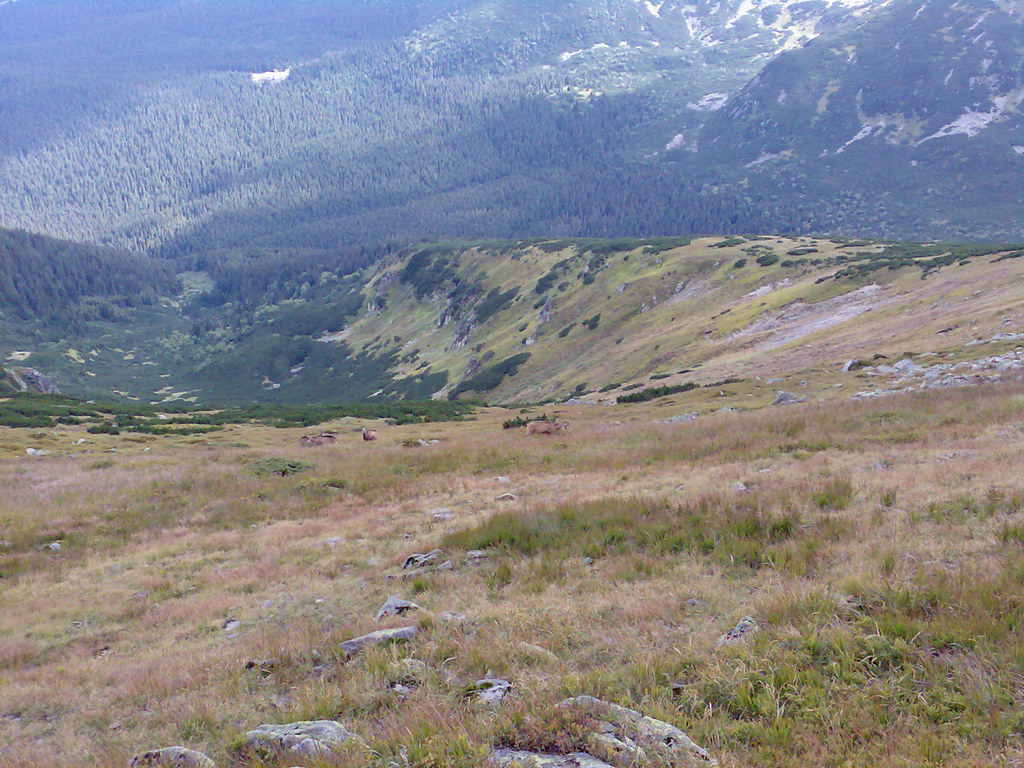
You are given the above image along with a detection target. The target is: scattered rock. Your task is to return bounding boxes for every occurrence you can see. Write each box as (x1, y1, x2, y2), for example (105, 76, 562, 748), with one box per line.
(465, 678, 513, 705)
(496, 493, 518, 502)
(128, 747, 216, 768)
(429, 508, 456, 522)
(495, 476, 511, 484)
(244, 720, 364, 758)
(581, 555, 595, 567)
(772, 391, 807, 406)
(25, 448, 49, 457)
(466, 549, 490, 564)
(560, 695, 716, 765)
(403, 549, 443, 570)
(717, 616, 759, 647)
(340, 626, 417, 658)
(46, 541, 62, 551)
(376, 595, 420, 621)
(222, 619, 240, 632)
(664, 413, 697, 424)
(729, 482, 748, 493)
(244, 658, 278, 675)
(323, 537, 343, 549)
(842, 359, 858, 372)
(491, 749, 615, 768)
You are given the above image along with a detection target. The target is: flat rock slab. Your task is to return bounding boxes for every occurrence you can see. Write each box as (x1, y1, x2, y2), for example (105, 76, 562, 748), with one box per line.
(128, 747, 216, 768)
(491, 749, 614, 768)
(340, 626, 417, 658)
(245, 720, 363, 757)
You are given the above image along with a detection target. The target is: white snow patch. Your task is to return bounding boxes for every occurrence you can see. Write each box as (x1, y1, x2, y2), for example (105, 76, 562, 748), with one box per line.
(745, 151, 784, 168)
(1013, 145, 1024, 155)
(251, 69, 290, 84)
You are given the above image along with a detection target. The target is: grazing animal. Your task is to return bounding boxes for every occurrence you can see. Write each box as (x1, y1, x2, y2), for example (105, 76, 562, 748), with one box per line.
(526, 420, 569, 436)
(362, 428, 379, 442)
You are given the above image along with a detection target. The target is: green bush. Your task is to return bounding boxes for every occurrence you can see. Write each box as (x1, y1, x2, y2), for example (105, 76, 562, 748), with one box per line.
(617, 382, 698, 404)
(251, 458, 314, 477)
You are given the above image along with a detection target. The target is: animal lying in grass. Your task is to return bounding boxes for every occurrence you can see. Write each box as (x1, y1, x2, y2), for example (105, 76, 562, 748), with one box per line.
(526, 420, 569, 435)
(362, 427, 379, 442)
(299, 433, 338, 447)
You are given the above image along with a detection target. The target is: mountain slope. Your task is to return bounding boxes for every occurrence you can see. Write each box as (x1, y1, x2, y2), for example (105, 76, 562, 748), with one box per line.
(6, 0, 1014, 254)
(4, 233, 1023, 406)
(696, 0, 1024, 239)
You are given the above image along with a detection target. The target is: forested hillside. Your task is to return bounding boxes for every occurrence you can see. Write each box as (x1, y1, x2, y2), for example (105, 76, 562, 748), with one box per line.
(1, 0, 1017, 256)
(0, 228, 175, 334)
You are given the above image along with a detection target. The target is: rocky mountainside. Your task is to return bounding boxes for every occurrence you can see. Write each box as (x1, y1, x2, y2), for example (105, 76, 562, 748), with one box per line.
(697, 0, 1024, 240)
(0, 0, 1016, 255)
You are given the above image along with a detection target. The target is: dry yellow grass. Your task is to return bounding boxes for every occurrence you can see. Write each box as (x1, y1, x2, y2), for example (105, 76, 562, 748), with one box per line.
(2, 383, 1024, 767)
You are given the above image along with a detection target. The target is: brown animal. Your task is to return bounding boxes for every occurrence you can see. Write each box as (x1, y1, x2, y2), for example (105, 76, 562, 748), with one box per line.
(300, 432, 339, 447)
(362, 428, 379, 442)
(526, 420, 569, 436)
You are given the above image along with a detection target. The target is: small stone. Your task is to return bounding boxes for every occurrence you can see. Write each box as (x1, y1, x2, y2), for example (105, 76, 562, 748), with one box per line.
(465, 549, 490, 564)
(128, 747, 216, 768)
(496, 493, 518, 502)
(47, 541, 62, 551)
(223, 619, 240, 632)
(244, 658, 278, 675)
(717, 616, 759, 647)
(323, 537, 343, 549)
(466, 678, 513, 705)
(729, 482, 748, 493)
(436, 560, 455, 571)
(581, 556, 595, 566)
(495, 476, 511, 483)
(376, 595, 420, 621)
(403, 549, 443, 570)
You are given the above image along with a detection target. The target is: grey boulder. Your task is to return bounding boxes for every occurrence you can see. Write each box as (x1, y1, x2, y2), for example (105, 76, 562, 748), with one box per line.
(340, 626, 417, 658)
(244, 720, 363, 757)
(376, 595, 420, 621)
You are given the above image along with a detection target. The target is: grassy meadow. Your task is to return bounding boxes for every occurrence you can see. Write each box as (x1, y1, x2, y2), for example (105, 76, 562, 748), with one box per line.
(2, 382, 1024, 767)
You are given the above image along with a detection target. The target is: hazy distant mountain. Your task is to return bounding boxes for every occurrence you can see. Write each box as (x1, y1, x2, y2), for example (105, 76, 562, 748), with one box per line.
(697, 0, 1024, 240)
(4, 0, 1015, 258)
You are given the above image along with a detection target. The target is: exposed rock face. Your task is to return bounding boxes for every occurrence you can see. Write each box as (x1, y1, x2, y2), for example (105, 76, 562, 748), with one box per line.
(128, 747, 216, 768)
(560, 695, 716, 766)
(244, 720, 363, 758)
(3, 367, 60, 395)
(339, 626, 417, 658)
